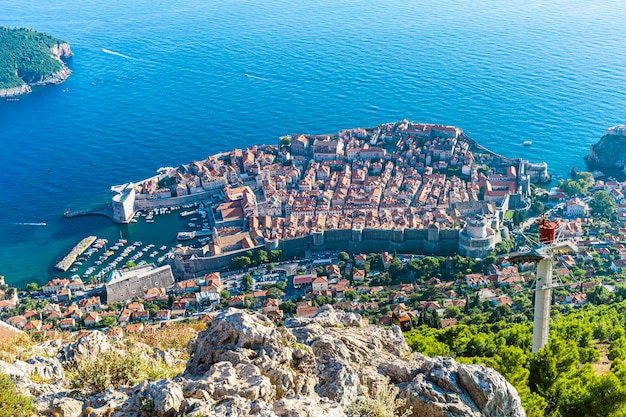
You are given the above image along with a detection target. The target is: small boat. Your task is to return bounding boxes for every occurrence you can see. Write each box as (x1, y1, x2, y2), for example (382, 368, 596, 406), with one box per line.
(146, 219, 155, 223)
(523, 141, 532, 146)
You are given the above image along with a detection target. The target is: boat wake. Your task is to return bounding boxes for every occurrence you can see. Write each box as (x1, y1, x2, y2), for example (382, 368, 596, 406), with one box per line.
(15, 222, 47, 227)
(245, 73, 269, 81)
(102, 48, 134, 60)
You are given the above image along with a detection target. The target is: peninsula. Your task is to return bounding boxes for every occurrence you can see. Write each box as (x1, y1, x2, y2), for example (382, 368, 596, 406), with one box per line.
(0, 27, 72, 97)
(100, 121, 550, 277)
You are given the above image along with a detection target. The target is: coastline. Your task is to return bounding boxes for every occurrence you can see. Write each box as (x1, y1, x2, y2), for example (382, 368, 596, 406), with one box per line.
(0, 42, 73, 98)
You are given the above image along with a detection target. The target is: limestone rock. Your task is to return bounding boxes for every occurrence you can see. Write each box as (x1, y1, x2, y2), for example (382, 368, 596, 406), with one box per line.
(136, 379, 184, 417)
(46, 397, 84, 417)
(60, 330, 113, 364)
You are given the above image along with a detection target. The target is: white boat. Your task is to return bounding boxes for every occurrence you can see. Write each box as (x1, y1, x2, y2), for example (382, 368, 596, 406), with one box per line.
(523, 141, 532, 146)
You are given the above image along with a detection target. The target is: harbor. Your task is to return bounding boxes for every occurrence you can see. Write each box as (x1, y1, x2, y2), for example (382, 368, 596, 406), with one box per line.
(49, 202, 216, 283)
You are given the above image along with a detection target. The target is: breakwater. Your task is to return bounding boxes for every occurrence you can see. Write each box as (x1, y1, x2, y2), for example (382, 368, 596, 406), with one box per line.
(54, 236, 97, 272)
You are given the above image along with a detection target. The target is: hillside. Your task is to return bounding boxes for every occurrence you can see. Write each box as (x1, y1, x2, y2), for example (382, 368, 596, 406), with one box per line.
(0, 27, 72, 96)
(0, 307, 524, 417)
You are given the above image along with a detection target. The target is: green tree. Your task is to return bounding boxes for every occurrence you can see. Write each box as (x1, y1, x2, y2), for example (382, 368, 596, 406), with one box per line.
(530, 200, 544, 216)
(388, 257, 406, 283)
(25, 282, 39, 293)
(241, 274, 254, 292)
(230, 256, 251, 271)
(338, 251, 350, 262)
(589, 191, 617, 220)
(100, 316, 117, 328)
(266, 287, 284, 299)
(269, 250, 283, 262)
(279, 301, 297, 316)
(344, 289, 358, 301)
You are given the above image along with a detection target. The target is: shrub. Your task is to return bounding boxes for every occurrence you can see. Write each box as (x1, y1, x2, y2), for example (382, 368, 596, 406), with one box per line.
(136, 323, 202, 351)
(347, 377, 411, 417)
(0, 333, 33, 363)
(0, 373, 36, 416)
(69, 340, 187, 394)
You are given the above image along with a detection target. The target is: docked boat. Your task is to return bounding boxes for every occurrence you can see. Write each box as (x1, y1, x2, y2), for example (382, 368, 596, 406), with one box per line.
(177, 231, 196, 240)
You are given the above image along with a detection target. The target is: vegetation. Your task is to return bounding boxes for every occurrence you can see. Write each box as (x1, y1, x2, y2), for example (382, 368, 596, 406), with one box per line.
(589, 191, 617, 221)
(0, 27, 67, 89)
(404, 301, 626, 416)
(68, 339, 187, 393)
(347, 377, 411, 417)
(0, 373, 36, 417)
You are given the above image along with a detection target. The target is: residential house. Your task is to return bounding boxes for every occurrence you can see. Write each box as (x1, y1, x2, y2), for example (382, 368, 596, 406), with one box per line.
(353, 269, 366, 282)
(125, 323, 144, 335)
(84, 312, 100, 327)
(312, 277, 329, 292)
(156, 310, 171, 321)
(22, 320, 42, 332)
(59, 318, 75, 330)
(79, 296, 101, 313)
(6, 315, 27, 329)
(261, 298, 280, 315)
(296, 304, 319, 318)
(565, 198, 589, 217)
(68, 279, 84, 292)
(42, 278, 69, 294)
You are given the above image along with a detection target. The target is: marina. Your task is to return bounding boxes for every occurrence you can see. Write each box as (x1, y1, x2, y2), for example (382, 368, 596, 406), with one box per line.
(50, 202, 215, 282)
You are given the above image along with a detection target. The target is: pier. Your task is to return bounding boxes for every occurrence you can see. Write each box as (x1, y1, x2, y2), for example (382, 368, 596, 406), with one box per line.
(54, 236, 97, 272)
(64, 204, 113, 221)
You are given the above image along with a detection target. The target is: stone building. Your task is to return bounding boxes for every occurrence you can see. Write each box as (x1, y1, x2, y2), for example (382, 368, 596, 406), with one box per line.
(106, 265, 174, 303)
(458, 216, 497, 258)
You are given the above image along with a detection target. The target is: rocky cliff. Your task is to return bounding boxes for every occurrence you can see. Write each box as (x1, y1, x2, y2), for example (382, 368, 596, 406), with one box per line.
(0, 41, 72, 97)
(585, 125, 626, 172)
(0, 307, 525, 417)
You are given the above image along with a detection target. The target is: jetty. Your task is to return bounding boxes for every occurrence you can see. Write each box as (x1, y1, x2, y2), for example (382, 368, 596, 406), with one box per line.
(64, 204, 113, 221)
(55, 236, 97, 272)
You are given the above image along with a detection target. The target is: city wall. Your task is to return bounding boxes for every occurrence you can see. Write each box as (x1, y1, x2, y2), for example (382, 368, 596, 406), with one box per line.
(179, 226, 462, 277)
(134, 191, 214, 210)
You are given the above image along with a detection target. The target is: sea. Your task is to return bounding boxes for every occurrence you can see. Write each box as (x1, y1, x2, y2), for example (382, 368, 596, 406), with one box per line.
(1, 0, 626, 288)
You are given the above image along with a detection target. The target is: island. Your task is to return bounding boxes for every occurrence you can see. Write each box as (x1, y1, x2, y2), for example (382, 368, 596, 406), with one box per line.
(0, 27, 72, 98)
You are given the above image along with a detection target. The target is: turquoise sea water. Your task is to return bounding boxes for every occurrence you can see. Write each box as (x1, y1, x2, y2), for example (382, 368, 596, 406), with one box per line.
(1, 0, 626, 288)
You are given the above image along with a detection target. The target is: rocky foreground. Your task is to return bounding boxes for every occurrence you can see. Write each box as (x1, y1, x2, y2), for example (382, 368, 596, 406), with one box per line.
(1, 306, 525, 416)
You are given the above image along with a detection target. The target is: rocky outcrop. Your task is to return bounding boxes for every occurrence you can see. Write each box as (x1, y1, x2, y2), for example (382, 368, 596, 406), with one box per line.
(1, 307, 525, 417)
(182, 306, 524, 417)
(585, 126, 626, 172)
(0, 83, 31, 97)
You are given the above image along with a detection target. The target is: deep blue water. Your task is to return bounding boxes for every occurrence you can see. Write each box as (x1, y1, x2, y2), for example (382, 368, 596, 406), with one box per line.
(1, 0, 626, 288)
